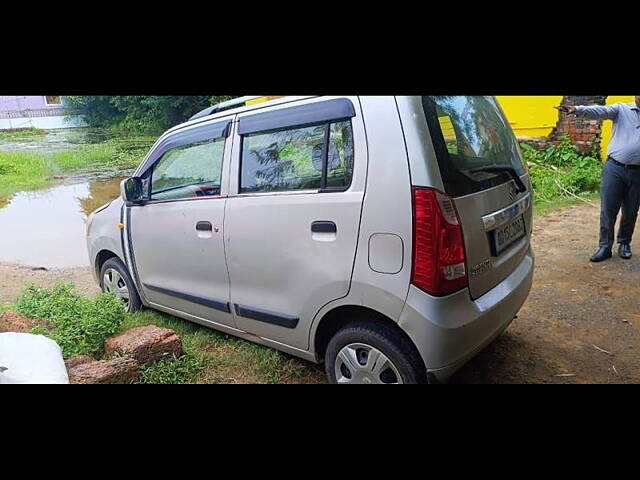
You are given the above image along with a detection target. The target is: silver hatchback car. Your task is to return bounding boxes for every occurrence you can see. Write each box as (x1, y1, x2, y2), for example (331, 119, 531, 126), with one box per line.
(86, 95, 534, 384)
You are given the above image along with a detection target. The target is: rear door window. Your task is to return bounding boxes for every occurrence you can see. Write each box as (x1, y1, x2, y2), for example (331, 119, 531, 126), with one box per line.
(240, 120, 354, 193)
(422, 96, 526, 197)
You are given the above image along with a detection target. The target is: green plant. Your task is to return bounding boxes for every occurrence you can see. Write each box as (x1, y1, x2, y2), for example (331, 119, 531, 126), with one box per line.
(0, 163, 16, 175)
(136, 354, 204, 384)
(10, 282, 323, 384)
(122, 309, 323, 384)
(524, 136, 596, 168)
(520, 137, 603, 206)
(15, 283, 124, 358)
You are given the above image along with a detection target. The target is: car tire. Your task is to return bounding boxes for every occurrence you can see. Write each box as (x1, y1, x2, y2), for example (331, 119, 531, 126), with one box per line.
(325, 320, 427, 384)
(100, 257, 142, 312)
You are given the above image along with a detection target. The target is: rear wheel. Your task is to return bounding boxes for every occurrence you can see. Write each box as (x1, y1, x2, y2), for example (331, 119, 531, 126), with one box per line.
(324, 321, 426, 384)
(100, 257, 142, 312)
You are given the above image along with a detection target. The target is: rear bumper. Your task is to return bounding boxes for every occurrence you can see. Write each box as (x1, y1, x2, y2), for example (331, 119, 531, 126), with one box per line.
(398, 247, 534, 383)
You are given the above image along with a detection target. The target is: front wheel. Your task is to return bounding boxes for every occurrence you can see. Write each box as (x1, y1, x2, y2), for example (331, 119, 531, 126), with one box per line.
(324, 321, 426, 384)
(100, 257, 142, 312)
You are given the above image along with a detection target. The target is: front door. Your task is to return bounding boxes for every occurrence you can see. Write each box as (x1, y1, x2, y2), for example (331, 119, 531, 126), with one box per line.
(129, 122, 235, 328)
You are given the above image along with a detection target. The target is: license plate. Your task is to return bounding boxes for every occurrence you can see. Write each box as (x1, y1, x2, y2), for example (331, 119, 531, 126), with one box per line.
(493, 215, 526, 255)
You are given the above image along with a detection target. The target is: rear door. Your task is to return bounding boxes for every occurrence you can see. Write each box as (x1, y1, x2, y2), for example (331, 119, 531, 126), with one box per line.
(421, 96, 533, 299)
(224, 97, 366, 350)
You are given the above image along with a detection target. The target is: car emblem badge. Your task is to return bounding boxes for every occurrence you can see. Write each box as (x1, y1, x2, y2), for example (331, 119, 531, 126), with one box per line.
(471, 259, 492, 278)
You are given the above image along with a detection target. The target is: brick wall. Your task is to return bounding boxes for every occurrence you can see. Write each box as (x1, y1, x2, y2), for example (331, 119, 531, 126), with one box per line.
(549, 96, 607, 154)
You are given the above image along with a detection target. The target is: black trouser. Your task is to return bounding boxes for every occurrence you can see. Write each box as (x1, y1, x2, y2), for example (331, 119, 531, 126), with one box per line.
(599, 159, 640, 249)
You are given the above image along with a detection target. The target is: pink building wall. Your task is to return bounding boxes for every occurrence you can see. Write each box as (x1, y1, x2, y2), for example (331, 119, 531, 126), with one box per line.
(0, 96, 85, 130)
(0, 96, 63, 111)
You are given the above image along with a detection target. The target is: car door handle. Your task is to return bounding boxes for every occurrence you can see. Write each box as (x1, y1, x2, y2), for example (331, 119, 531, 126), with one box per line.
(311, 221, 336, 233)
(196, 221, 213, 232)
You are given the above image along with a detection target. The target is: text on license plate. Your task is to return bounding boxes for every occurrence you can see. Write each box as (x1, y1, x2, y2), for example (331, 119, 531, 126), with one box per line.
(493, 215, 526, 255)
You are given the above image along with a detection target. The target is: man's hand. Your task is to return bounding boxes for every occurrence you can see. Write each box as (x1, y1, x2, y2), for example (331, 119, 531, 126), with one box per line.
(555, 105, 577, 115)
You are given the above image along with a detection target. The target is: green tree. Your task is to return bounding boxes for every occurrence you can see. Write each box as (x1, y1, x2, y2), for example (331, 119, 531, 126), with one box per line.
(64, 96, 236, 135)
(64, 96, 124, 128)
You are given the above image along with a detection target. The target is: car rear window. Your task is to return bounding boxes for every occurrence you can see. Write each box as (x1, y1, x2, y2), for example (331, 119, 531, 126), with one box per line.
(421, 96, 526, 198)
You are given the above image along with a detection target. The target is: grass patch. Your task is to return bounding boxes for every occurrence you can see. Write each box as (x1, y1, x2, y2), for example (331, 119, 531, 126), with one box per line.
(0, 130, 155, 205)
(0, 127, 47, 140)
(8, 282, 323, 383)
(14, 283, 125, 358)
(533, 192, 600, 217)
(0, 151, 55, 201)
(136, 354, 204, 384)
(122, 309, 323, 384)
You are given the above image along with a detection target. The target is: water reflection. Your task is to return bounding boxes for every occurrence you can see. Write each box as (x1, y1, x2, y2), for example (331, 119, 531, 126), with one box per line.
(78, 177, 123, 216)
(0, 178, 123, 268)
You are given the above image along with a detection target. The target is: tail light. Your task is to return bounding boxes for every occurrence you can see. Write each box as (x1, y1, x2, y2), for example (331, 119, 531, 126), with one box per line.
(411, 187, 468, 296)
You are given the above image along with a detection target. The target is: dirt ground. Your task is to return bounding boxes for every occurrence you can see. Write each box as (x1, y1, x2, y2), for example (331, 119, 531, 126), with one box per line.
(453, 200, 640, 384)
(0, 262, 99, 304)
(2, 200, 639, 383)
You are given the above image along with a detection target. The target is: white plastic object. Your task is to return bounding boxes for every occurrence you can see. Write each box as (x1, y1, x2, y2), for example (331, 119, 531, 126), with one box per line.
(0, 333, 69, 384)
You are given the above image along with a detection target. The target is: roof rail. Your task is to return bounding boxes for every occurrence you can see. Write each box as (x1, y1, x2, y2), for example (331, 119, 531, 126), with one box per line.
(189, 96, 263, 121)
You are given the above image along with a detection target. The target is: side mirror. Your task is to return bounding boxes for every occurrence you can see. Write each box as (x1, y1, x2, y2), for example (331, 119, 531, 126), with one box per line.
(120, 177, 147, 205)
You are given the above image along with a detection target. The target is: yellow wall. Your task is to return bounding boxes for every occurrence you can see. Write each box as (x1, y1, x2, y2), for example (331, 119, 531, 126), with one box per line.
(602, 96, 634, 160)
(497, 96, 563, 138)
(497, 95, 635, 160)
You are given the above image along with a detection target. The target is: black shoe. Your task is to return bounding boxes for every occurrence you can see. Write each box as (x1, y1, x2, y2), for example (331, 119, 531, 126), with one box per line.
(619, 244, 632, 259)
(590, 247, 612, 262)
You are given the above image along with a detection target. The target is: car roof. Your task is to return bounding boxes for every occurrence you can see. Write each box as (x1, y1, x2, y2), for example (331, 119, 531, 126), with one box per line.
(164, 95, 317, 136)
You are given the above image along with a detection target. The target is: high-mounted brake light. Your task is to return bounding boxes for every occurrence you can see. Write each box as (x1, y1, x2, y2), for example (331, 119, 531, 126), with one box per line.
(411, 187, 468, 296)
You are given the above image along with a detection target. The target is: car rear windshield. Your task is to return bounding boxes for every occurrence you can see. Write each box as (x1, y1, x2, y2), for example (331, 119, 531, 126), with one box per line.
(421, 96, 526, 198)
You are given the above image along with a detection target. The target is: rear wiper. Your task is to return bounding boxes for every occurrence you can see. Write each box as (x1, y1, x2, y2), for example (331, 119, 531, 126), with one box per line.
(470, 165, 527, 193)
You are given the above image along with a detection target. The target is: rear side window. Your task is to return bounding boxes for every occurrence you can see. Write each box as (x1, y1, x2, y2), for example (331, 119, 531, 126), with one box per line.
(240, 120, 354, 193)
(149, 138, 225, 201)
(422, 96, 526, 197)
(327, 121, 354, 188)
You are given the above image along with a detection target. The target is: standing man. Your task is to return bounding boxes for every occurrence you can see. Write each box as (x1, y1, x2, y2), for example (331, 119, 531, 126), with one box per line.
(556, 97, 640, 262)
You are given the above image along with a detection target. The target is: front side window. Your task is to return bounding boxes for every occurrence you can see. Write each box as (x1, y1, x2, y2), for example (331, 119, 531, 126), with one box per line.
(150, 138, 225, 201)
(240, 120, 354, 193)
(422, 96, 525, 197)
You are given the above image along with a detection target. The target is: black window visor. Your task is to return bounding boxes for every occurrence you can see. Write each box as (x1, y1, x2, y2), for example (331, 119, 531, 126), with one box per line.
(238, 98, 356, 135)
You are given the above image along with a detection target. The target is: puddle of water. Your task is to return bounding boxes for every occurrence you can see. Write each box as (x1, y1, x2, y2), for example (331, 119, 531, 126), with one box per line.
(0, 177, 124, 269)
